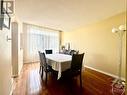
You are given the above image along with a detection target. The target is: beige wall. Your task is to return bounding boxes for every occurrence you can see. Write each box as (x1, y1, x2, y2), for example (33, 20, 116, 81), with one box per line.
(0, 28, 12, 95)
(62, 12, 126, 78)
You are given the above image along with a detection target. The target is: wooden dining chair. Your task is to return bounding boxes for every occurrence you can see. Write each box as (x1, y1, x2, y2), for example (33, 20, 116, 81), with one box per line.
(62, 53, 84, 88)
(41, 52, 53, 83)
(69, 50, 79, 55)
(38, 51, 43, 74)
(45, 49, 53, 54)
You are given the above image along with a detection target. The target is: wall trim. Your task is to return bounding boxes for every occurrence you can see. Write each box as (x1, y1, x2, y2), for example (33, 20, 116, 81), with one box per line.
(23, 61, 39, 64)
(9, 89, 13, 95)
(18, 64, 23, 76)
(9, 78, 15, 95)
(9, 85, 14, 95)
(84, 65, 125, 81)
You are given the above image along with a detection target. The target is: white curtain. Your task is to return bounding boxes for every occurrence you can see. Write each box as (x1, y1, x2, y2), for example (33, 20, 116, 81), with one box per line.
(24, 24, 60, 63)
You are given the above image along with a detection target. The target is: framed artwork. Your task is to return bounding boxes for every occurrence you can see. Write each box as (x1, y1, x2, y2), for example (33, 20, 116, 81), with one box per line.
(0, 0, 11, 30)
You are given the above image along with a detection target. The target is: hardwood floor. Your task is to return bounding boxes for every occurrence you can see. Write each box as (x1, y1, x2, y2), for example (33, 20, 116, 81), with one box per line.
(12, 63, 124, 95)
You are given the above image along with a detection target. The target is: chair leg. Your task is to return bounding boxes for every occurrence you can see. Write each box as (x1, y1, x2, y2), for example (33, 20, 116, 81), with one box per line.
(46, 72, 47, 84)
(80, 73, 82, 90)
(39, 66, 41, 73)
(41, 67, 43, 78)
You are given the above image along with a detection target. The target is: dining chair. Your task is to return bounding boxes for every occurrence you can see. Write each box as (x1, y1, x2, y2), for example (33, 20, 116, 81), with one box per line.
(69, 50, 79, 55)
(62, 53, 84, 88)
(62, 49, 71, 55)
(38, 51, 43, 74)
(45, 49, 53, 54)
(41, 52, 53, 83)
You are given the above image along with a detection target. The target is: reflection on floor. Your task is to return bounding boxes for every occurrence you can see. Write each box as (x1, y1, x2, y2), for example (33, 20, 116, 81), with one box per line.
(13, 63, 119, 95)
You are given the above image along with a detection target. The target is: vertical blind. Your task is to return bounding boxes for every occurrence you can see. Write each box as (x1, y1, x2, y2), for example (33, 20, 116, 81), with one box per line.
(24, 24, 60, 63)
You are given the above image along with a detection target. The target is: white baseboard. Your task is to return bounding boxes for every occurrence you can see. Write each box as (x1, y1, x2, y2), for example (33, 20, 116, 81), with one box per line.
(23, 61, 39, 64)
(9, 89, 13, 95)
(9, 78, 16, 95)
(84, 65, 125, 81)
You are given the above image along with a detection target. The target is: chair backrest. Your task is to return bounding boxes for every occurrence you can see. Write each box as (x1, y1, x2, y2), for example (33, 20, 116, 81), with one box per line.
(41, 52, 47, 71)
(71, 53, 84, 71)
(45, 49, 53, 54)
(70, 50, 79, 55)
(63, 49, 71, 55)
(38, 51, 43, 66)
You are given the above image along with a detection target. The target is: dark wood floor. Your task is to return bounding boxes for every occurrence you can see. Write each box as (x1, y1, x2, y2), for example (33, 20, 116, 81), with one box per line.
(13, 63, 123, 95)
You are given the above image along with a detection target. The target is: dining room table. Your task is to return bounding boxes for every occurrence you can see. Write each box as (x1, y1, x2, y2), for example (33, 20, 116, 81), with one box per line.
(46, 53, 72, 79)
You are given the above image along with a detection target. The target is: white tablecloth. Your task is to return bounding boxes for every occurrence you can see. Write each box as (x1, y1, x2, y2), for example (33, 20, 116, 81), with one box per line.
(46, 54, 72, 79)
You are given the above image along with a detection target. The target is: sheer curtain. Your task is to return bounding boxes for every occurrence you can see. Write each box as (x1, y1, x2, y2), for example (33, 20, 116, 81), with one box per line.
(24, 24, 60, 63)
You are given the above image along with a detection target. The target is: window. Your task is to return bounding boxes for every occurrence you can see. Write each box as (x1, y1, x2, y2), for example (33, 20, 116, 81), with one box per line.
(24, 24, 60, 63)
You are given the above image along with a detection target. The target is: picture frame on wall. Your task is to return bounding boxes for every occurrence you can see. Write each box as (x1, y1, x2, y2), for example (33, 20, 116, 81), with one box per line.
(3, 11, 11, 29)
(0, 11, 11, 30)
(0, 0, 11, 30)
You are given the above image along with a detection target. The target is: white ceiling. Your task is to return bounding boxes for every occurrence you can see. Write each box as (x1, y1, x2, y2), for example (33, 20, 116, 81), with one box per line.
(15, 0, 126, 31)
